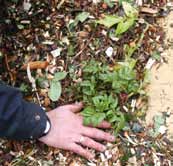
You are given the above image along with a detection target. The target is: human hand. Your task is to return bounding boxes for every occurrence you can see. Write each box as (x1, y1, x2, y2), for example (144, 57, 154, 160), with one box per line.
(38, 102, 115, 160)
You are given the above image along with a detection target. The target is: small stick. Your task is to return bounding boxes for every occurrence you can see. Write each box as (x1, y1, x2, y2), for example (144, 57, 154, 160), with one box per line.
(27, 64, 42, 106)
(57, 0, 65, 9)
(72, 34, 94, 63)
(4, 54, 13, 82)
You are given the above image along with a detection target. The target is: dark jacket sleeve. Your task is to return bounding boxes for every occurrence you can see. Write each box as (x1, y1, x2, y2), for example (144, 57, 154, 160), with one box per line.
(0, 83, 47, 140)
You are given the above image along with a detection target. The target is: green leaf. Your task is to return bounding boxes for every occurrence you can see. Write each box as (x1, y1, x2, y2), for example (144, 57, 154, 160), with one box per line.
(92, 95, 115, 111)
(109, 95, 118, 109)
(17, 24, 25, 30)
(20, 83, 29, 93)
(122, 2, 138, 18)
(106, 110, 114, 116)
(124, 44, 137, 59)
(83, 113, 106, 127)
(149, 114, 166, 137)
(109, 115, 120, 123)
(67, 45, 75, 56)
(76, 12, 90, 23)
(93, 113, 106, 126)
(118, 66, 136, 81)
(116, 18, 135, 35)
(81, 107, 95, 117)
(69, 12, 90, 29)
(118, 0, 133, 5)
(54, 71, 67, 81)
(104, 0, 115, 8)
(48, 81, 62, 101)
(83, 60, 102, 73)
(37, 77, 49, 89)
(80, 80, 92, 87)
(152, 51, 161, 61)
(83, 117, 92, 126)
(114, 112, 126, 134)
(99, 72, 114, 82)
(97, 15, 123, 28)
(127, 80, 139, 93)
(125, 59, 137, 70)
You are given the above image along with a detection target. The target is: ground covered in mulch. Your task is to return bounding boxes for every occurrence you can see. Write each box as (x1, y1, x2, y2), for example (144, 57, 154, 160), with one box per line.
(0, 0, 173, 165)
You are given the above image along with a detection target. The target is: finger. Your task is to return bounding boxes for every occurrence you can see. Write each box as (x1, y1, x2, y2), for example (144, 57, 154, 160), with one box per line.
(96, 121, 111, 128)
(78, 136, 106, 152)
(88, 121, 112, 129)
(82, 127, 115, 142)
(62, 102, 83, 113)
(79, 116, 111, 129)
(69, 143, 94, 160)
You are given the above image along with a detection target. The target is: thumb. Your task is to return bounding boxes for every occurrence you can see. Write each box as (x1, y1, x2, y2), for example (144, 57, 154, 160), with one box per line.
(63, 102, 83, 113)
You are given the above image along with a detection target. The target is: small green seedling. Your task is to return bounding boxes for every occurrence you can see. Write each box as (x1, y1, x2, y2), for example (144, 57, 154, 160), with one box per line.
(48, 71, 67, 101)
(97, 2, 138, 36)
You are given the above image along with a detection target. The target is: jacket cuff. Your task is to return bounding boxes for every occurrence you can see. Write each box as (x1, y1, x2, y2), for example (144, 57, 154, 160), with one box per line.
(13, 100, 48, 140)
(0, 83, 48, 140)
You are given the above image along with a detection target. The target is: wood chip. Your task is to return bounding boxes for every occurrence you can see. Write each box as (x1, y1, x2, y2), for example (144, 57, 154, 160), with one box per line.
(140, 7, 158, 14)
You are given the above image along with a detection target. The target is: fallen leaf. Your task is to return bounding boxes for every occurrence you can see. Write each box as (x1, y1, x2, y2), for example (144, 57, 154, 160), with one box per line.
(21, 61, 49, 70)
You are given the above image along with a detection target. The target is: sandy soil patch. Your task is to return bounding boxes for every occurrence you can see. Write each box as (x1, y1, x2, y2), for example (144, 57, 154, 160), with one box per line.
(146, 11, 173, 141)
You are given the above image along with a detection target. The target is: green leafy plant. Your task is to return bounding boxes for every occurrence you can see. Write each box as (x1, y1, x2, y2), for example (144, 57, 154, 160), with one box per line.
(97, 2, 138, 36)
(70, 60, 140, 135)
(48, 71, 67, 101)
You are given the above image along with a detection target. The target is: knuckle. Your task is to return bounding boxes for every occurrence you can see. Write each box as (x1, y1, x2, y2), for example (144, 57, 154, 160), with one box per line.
(86, 129, 95, 137)
(104, 132, 109, 138)
(104, 133, 111, 140)
(84, 137, 89, 144)
(95, 143, 102, 150)
(99, 131, 106, 138)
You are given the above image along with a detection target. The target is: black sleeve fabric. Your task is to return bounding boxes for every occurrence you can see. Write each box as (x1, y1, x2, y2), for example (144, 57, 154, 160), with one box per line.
(0, 83, 47, 140)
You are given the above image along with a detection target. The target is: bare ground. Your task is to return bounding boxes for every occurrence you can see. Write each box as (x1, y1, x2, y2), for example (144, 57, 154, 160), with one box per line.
(146, 10, 173, 141)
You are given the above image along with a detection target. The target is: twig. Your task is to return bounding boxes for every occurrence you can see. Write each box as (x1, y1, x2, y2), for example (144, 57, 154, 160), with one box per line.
(57, 0, 65, 9)
(4, 54, 13, 82)
(27, 64, 42, 106)
(72, 34, 94, 63)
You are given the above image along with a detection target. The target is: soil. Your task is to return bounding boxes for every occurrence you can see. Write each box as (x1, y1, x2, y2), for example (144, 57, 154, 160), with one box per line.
(1, 1, 172, 165)
(146, 11, 173, 141)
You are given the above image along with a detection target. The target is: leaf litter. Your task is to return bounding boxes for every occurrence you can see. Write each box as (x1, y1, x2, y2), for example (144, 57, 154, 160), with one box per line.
(0, 0, 173, 165)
